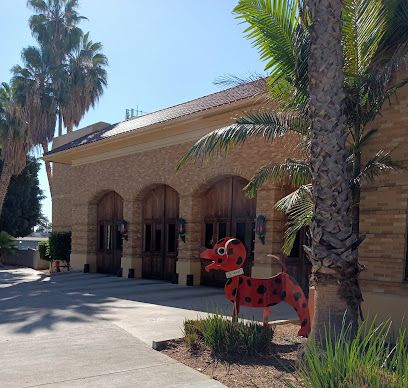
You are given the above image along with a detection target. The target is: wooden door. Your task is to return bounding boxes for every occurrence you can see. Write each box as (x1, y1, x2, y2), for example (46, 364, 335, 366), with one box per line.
(97, 191, 123, 274)
(201, 177, 256, 286)
(142, 185, 179, 280)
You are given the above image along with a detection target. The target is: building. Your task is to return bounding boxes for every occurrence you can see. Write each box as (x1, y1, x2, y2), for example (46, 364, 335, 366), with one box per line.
(44, 80, 408, 330)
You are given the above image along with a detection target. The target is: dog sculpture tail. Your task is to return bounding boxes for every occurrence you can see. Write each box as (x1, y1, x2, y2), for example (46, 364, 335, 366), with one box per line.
(267, 254, 287, 273)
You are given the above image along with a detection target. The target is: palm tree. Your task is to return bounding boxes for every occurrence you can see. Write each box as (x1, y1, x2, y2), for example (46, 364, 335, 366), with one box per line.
(177, 0, 408, 339)
(0, 83, 30, 217)
(28, 0, 85, 137)
(12, 46, 57, 194)
(62, 32, 108, 133)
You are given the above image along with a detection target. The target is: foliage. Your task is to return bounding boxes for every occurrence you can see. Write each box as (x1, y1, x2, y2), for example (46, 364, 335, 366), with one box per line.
(177, 0, 408, 255)
(0, 156, 43, 237)
(0, 82, 30, 217)
(183, 313, 274, 356)
(38, 240, 51, 262)
(0, 231, 18, 258)
(284, 319, 408, 388)
(48, 231, 71, 262)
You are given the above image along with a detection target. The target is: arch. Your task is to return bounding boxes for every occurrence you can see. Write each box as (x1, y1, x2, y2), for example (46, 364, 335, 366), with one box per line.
(88, 187, 127, 206)
(190, 167, 252, 197)
(134, 179, 182, 202)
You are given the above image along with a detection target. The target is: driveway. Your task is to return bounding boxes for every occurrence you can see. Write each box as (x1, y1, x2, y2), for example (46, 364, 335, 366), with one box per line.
(0, 267, 297, 387)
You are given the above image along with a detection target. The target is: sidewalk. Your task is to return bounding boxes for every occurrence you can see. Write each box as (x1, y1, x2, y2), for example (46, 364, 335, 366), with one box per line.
(0, 267, 297, 387)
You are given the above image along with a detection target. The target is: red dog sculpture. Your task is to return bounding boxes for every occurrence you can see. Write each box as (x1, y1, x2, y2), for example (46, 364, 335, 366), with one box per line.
(200, 237, 311, 337)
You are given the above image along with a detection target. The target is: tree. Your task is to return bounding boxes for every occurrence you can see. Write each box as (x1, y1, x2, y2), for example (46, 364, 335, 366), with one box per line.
(0, 83, 30, 218)
(177, 0, 408, 340)
(13, 0, 107, 194)
(0, 231, 18, 267)
(0, 156, 43, 237)
(62, 32, 108, 133)
(306, 0, 359, 339)
(12, 46, 57, 194)
(27, 0, 84, 136)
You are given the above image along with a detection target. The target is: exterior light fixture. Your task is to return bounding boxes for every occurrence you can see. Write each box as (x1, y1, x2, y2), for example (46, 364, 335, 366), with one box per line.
(255, 215, 266, 245)
(178, 218, 186, 243)
(120, 219, 128, 241)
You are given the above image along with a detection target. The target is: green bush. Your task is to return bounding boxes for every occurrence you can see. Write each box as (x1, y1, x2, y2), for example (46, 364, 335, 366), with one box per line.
(37, 241, 51, 262)
(183, 313, 275, 356)
(285, 319, 408, 388)
(48, 232, 71, 263)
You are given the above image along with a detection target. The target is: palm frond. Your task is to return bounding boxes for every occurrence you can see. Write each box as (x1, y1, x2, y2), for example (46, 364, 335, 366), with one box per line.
(176, 111, 309, 170)
(234, 0, 301, 84)
(245, 159, 310, 198)
(352, 149, 406, 188)
(275, 184, 313, 254)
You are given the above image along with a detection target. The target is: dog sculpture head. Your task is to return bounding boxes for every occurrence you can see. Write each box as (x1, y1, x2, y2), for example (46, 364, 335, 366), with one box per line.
(200, 237, 247, 272)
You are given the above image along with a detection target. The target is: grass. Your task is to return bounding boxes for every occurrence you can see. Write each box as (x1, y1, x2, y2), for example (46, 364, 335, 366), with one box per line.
(284, 318, 408, 388)
(183, 312, 275, 356)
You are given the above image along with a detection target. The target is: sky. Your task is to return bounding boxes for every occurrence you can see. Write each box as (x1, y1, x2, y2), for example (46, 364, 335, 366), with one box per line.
(0, 0, 266, 222)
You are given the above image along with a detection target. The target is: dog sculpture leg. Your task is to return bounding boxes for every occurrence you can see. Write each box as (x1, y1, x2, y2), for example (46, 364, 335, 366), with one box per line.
(262, 306, 272, 327)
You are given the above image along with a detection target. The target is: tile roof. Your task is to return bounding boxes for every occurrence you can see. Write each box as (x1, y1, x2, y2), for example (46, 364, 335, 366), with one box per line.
(47, 79, 266, 156)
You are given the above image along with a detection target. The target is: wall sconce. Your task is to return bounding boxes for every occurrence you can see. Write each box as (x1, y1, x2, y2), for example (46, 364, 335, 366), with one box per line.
(120, 219, 128, 241)
(255, 215, 266, 245)
(178, 218, 186, 243)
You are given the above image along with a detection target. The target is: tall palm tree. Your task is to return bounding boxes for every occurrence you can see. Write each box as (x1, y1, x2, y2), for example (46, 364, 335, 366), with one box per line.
(177, 0, 408, 339)
(12, 46, 57, 194)
(0, 83, 30, 217)
(62, 32, 108, 133)
(28, 0, 85, 136)
(306, 0, 360, 339)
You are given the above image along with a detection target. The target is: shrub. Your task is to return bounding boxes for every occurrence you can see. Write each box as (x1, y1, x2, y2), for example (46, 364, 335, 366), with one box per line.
(183, 313, 275, 356)
(285, 319, 408, 388)
(48, 231, 71, 263)
(38, 241, 51, 262)
(0, 231, 17, 259)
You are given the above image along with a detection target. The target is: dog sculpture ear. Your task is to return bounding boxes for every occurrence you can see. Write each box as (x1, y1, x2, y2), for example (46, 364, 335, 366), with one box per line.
(224, 238, 246, 271)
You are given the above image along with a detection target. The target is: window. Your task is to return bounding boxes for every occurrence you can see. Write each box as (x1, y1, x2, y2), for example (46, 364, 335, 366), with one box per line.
(155, 224, 162, 251)
(251, 222, 255, 258)
(116, 224, 123, 250)
(236, 222, 246, 247)
(144, 224, 152, 252)
(205, 223, 214, 248)
(289, 232, 301, 258)
(168, 224, 176, 253)
(99, 225, 104, 250)
(106, 224, 112, 250)
(218, 222, 227, 241)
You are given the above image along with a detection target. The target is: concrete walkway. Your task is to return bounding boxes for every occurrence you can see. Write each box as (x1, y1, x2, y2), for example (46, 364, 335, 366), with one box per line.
(0, 267, 297, 387)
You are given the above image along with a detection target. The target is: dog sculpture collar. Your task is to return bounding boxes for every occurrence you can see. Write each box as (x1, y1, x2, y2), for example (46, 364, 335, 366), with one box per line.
(225, 268, 244, 278)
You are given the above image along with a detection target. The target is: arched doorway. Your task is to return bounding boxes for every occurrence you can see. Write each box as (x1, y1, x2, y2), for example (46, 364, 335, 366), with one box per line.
(97, 191, 123, 274)
(142, 185, 179, 280)
(201, 176, 256, 286)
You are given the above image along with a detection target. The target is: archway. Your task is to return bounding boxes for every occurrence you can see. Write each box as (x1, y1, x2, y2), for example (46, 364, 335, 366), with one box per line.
(142, 185, 180, 280)
(201, 176, 256, 286)
(97, 191, 123, 274)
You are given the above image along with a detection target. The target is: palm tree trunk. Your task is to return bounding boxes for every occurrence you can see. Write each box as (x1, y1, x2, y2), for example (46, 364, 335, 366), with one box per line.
(0, 164, 13, 218)
(306, 0, 362, 343)
(58, 111, 63, 137)
(41, 142, 53, 196)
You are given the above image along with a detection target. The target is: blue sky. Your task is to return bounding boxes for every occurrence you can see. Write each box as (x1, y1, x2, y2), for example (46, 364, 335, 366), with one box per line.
(0, 1, 266, 222)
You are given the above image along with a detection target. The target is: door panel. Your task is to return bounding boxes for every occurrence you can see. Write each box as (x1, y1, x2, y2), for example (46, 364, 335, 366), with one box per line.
(97, 191, 123, 274)
(142, 185, 179, 280)
(201, 177, 256, 286)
